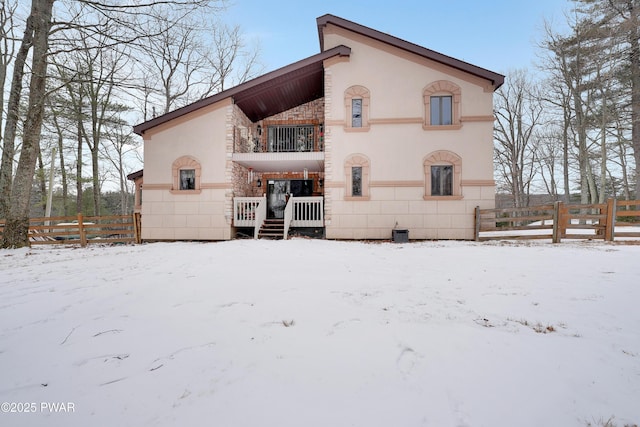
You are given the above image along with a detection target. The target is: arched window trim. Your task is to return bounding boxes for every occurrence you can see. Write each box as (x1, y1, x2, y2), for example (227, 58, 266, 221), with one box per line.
(171, 155, 202, 194)
(423, 150, 463, 199)
(344, 85, 371, 132)
(344, 153, 371, 200)
(423, 80, 462, 130)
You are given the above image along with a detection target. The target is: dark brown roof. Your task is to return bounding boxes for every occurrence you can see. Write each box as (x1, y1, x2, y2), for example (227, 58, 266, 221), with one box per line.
(134, 14, 504, 136)
(126, 169, 143, 180)
(133, 45, 351, 135)
(316, 14, 504, 90)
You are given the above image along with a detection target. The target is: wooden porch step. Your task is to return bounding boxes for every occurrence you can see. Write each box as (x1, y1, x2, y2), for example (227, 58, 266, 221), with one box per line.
(258, 219, 285, 239)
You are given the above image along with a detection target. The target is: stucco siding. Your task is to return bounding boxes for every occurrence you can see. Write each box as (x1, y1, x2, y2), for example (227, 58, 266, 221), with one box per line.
(323, 23, 495, 240)
(140, 101, 232, 241)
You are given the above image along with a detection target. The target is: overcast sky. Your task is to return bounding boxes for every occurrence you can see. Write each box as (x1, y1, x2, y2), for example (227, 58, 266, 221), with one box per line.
(224, 0, 572, 77)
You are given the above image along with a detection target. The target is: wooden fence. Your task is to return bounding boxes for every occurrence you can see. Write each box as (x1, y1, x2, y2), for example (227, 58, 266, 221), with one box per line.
(475, 198, 640, 243)
(0, 213, 142, 247)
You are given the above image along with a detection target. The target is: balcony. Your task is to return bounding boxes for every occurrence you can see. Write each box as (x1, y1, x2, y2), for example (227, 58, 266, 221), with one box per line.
(233, 124, 324, 172)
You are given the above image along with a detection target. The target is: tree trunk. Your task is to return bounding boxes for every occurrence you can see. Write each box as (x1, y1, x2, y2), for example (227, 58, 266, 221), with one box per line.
(36, 144, 47, 215)
(1, 0, 54, 248)
(76, 99, 83, 214)
(629, 1, 640, 199)
(91, 147, 100, 215)
(0, 11, 34, 219)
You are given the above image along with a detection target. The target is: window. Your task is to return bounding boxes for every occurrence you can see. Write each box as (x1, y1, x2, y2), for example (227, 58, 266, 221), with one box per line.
(180, 169, 196, 190)
(352, 99, 363, 128)
(431, 165, 453, 196)
(423, 81, 461, 129)
(430, 96, 452, 126)
(344, 154, 370, 200)
(344, 86, 370, 131)
(352, 166, 363, 196)
(423, 150, 462, 199)
(171, 156, 201, 193)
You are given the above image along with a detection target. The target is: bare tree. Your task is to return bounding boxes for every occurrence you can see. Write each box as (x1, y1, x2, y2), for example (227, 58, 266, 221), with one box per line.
(0, 0, 17, 146)
(1, 0, 221, 248)
(540, 14, 607, 204)
(595, 0, 640, 198)
(1, 0, 54, 248)
(0, 0, 28, 219)
(494, 69, 545, 208)
(136, 14, 263, 119)
(207, 21, 263, 92)
(101, 120, 139, 215)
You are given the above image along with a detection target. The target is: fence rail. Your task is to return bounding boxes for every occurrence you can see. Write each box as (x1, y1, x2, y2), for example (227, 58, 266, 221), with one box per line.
(0, 213, 141, 247)
(475, 199, 640, 243)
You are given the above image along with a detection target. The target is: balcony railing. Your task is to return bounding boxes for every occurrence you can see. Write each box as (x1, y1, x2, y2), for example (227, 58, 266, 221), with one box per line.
(234, 124, 324, 153)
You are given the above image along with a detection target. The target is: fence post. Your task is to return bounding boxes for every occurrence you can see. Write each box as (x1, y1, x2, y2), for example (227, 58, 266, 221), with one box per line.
(77, 213, 87, 247)
(474, 206, 480, 242)
(133, 212, 142, 244)
(552, 201, 561, 244)
(604, 198, 616, 242)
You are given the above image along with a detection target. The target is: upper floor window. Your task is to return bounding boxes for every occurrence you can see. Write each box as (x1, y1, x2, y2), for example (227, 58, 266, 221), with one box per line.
(171, 155, 202, 194)
(430, 96, 453, 126)
(423, 81, 462, 129)
(352, 99, 363, 127)
(344, 86, 370, 131)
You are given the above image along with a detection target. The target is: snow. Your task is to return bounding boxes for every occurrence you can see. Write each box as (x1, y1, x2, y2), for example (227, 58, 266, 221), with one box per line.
(1, 239, 639, 427)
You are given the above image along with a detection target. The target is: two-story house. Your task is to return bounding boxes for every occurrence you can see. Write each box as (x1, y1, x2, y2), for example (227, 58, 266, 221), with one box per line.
(130, 14, 504, 241)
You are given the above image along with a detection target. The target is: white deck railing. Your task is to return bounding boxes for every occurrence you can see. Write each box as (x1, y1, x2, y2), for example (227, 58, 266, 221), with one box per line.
(253, 196, 267, 239)
(283, 197, 293, 240)
(233, 196, 265, 227)
(234, 196, 323, 239)
(290, 197, 324, 227)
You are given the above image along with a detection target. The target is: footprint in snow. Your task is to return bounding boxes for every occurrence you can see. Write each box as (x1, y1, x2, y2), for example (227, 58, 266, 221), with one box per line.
(396, 346, 420, 376)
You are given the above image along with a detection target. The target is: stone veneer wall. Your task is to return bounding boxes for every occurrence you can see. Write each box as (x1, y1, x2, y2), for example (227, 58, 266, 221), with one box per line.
(264, 98, 324, 123)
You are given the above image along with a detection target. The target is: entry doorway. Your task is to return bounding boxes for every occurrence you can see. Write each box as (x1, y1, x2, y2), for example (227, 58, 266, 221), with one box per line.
(267, 179, 313, 219)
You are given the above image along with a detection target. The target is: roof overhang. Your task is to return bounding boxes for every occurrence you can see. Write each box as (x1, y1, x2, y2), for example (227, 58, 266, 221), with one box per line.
(133, 45, 351, 136)
(126, 169, 143, 181)
(316, 14, 504, 90)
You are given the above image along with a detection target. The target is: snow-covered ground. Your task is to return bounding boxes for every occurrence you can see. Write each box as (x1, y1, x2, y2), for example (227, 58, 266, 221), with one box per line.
(1, 239, 639, 427)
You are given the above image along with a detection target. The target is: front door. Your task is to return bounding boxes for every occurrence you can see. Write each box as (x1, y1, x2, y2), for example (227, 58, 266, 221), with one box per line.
(267, 179, 313, 219)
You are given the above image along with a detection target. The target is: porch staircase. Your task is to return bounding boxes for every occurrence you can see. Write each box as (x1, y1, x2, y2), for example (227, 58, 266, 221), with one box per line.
(257, 219, 286, 239)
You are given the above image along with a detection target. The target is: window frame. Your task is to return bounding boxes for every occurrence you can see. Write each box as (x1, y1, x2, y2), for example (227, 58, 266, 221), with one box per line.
(430, 95, 453, 126)
(344, 86, 370, 131)
(423, 151, 462, 199)
(171, 155, 202, 194)
(344, 154, 370, 200)
(423, 81, 462, 130)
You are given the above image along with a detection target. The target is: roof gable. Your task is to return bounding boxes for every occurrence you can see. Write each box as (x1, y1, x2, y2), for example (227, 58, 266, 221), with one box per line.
(133, 45, 350, 135)
(316, 14, 504, 90)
